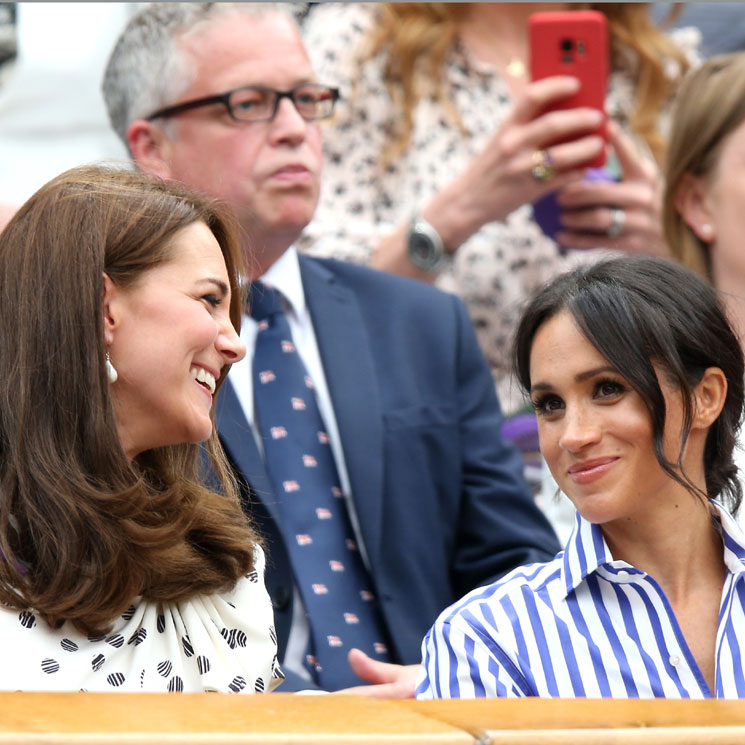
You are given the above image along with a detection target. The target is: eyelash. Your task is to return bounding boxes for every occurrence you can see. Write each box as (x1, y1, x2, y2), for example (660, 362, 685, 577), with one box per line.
(531, 377, 628, 416)
(202, 293, 223, 308)
(594, 377, 627, 399)
(532, 393, 562, 417)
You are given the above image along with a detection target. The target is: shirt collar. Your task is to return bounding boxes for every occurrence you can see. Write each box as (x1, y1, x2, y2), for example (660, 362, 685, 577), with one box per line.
(560, 500, 745, 598)
(561, 512, 612, 598)
(256, 246, 307, 320)
(717, 502, 745, 576)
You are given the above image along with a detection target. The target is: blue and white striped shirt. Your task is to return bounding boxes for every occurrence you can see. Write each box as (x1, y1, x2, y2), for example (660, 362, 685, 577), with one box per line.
(416, 502, 745, 699)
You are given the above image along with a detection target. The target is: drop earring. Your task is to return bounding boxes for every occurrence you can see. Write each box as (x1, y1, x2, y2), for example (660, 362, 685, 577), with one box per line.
(106, 352, 118, 384)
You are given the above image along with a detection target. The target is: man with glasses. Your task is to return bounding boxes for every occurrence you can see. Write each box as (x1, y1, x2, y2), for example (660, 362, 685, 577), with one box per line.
(103, 2, 559, 694)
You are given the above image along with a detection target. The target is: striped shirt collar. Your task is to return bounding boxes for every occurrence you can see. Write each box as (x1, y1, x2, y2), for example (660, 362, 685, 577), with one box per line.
(561, 501, 745, 599)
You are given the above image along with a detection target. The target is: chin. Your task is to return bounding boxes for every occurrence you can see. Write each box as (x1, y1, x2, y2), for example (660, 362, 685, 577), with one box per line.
(179, 417, 214, 447)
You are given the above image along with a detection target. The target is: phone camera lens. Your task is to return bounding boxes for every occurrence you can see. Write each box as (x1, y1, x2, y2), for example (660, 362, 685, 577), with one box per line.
(561, 38, 574, 52)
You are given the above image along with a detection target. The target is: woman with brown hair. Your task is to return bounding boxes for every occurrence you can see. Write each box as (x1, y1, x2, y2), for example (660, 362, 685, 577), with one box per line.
(0, 165, 281, 693)
(664, 52, 745, 338)
(662, 52, 745, 529)
(301, 2, 695, 418)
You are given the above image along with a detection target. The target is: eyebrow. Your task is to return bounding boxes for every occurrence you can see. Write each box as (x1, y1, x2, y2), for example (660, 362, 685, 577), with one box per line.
(531, 365, 618, 393)
(197, 277, 230, 295)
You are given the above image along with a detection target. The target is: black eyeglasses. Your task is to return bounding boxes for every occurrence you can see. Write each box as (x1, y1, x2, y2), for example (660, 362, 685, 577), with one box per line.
(146, 83, 340, 123)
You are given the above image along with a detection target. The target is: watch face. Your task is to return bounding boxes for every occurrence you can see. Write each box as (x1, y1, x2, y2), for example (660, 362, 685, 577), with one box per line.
(408, 218, 445, 270)
(410, 232, 434, 263)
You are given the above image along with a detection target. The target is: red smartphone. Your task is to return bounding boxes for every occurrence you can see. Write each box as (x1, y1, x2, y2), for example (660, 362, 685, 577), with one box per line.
(529, 10, 608, 168)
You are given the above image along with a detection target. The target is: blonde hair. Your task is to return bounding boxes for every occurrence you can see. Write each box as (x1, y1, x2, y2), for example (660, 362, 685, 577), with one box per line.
(663, 53, 745, 278)
(362, 3, 688, 164)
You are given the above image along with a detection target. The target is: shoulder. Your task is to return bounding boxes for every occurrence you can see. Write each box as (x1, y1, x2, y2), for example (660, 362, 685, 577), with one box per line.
(301, 254, 463, 313)
(667, 25, 702, 70)
(436, 557, 564, 633)
(303, 3, 377, 47)
(303, 3, 379, 74)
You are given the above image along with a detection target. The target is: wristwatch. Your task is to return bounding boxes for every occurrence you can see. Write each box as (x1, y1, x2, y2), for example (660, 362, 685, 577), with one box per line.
(407, 214, 446, 272)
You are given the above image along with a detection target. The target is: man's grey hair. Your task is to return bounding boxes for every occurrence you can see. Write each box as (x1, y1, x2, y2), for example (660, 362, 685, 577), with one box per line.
(102, 2, 298, 147)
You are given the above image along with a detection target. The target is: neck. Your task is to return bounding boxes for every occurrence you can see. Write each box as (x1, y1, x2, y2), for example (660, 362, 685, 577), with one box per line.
(601, 495, 725, 604)
(722, 293, 745, 349)
(460, 2, 567, 40)
(711, 259, 745, 347)
(457, 2, 567, 88)
(467, 3, 566, 25)
(242, 229, 297, 280)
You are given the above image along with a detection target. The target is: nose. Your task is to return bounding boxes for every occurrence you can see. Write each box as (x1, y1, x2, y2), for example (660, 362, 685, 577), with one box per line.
(268, 96, 308, 145)
(217, 318, 247, 364)
(558, 403, 601, 453)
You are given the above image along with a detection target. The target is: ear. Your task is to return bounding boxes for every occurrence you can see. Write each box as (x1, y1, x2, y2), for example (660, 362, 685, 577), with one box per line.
(126, 119, 175, 180)
(692, 366, 728, 430)
(102, 273, 121, 347)
(674, 172, 717, 244)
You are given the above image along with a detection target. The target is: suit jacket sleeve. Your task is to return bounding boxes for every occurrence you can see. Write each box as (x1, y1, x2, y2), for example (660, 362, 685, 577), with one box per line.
(448, 293, 560, 597)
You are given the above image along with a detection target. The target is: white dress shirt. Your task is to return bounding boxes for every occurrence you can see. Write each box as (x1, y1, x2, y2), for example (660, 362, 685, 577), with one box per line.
(228, 247, 363, 684)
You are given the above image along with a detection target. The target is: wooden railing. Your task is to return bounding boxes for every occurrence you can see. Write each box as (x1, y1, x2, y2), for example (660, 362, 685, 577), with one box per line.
(1, 693, 744, 744)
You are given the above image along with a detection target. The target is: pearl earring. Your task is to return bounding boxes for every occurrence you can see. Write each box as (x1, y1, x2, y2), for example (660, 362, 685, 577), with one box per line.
(701, 223, 714, 239)
(106, 352, 118, 384)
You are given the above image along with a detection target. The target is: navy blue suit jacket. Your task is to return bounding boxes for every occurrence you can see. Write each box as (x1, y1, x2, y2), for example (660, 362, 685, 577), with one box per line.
(216, 255, 560, 690)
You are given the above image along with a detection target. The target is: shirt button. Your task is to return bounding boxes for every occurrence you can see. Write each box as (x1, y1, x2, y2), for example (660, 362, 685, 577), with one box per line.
(617, 570, 630, 580)
(669, 655, 680, 666)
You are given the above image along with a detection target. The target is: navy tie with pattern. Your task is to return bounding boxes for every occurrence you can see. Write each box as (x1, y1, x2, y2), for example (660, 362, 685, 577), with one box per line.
(249, 281, 391, 690)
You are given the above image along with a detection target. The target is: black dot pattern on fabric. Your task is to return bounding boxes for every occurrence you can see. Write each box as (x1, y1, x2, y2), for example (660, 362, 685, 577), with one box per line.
(7, 553, 278, 692)
(272, 655, 285, 680)
(106, 672, 125, 687)
(182, 636, 193, 657)
(41, 658, 59, 674)
(121, 605, 136, 621)
(197, 655, 211, 675)
(127, 629, 147, 646)
(220, 628, 247, 649)
(91, 654, 105, 672)
(229, 676, 246, 693)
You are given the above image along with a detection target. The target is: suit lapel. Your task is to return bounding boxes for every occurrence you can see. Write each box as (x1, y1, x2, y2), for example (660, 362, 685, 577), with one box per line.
(215, 378, 281, 524)
(299, 257, 385, 570)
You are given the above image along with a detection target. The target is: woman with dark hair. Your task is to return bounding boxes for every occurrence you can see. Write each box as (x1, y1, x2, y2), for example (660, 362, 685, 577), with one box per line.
(417, 255, 745, 698)
(0, 165, 281, 693)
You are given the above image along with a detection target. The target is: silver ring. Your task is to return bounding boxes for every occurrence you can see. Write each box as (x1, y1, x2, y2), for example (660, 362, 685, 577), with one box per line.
(606, 207, 625, 238)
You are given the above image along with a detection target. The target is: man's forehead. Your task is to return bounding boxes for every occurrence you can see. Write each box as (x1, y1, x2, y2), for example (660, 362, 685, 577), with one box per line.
(178, 10, 311, 75)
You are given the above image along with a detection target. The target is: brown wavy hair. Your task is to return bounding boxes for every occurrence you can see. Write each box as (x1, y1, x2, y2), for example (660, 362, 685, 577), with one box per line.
(663, 53, 745, 278)
(362, 3, 688, 164)
(0, 165, 258, 635)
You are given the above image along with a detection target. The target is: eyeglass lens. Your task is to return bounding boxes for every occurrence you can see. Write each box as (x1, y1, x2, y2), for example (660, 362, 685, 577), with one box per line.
(229, 85, 336, 121)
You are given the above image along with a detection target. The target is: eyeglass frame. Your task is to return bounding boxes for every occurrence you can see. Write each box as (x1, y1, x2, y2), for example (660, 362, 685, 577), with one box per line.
(145, 83, 340, 123)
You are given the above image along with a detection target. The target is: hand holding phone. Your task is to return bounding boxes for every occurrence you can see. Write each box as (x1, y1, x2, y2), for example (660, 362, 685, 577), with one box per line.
(529, 10, 609, 169)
